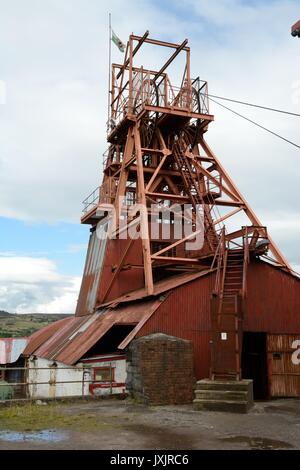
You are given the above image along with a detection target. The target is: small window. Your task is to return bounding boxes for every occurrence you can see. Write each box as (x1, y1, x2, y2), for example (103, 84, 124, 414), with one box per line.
(94, 367, 114, 382)
(273, 352, 282, 360)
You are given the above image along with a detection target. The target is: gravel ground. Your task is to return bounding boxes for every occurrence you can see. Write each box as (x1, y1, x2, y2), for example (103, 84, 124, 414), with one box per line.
(1, 398, 300, 450)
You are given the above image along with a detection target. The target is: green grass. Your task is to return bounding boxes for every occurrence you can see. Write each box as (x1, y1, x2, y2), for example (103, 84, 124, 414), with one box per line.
(0, 403, 119, 432)
(0, 314, 71, 338)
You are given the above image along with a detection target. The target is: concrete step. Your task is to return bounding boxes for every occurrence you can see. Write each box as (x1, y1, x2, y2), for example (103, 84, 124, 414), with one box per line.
(194, 389, 248, 401)
(193, 398, 250, 413)
(195, 379, 253, 392)
(194, 379, 253, 413)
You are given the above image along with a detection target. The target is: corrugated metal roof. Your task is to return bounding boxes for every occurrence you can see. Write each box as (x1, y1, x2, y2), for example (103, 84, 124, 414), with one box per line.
(23, 316, 72, 356)
(0, 338, 28, 364)
(101, 269, 214, 307)
(25, 299, 161, 365)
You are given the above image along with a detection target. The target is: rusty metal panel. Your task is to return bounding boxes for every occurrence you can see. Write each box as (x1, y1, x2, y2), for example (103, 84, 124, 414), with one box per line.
(136, 272, 215, 379)
(101, 269, 214, 307)
(267, 334, 300, 397)
(244, 261, 300, 333)
(26, 299, 162, 365)
(24, 317, 76, 356)
(76, 223, 108, 316)
(0, 338, 28, 364)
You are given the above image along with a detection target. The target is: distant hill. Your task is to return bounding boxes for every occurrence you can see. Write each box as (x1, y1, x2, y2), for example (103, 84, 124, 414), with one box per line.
(0, 310, 11, 317)
(0, 313, 72, 338)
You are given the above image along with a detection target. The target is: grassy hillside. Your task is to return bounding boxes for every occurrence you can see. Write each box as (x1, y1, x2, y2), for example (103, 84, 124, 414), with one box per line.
(0, 314, 72, 338)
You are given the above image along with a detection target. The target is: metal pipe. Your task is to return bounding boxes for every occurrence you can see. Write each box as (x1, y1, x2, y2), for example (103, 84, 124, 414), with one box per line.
(0, 380, 113, 387)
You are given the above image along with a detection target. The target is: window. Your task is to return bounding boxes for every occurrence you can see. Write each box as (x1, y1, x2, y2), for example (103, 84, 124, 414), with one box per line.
(94, 367, 114, 383)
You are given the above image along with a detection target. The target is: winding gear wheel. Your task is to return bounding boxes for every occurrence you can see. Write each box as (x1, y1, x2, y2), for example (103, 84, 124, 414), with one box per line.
(134, 78, 159, 147)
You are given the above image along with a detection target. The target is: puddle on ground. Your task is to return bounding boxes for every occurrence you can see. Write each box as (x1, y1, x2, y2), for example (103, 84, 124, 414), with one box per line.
(220, 435, 293, 450)
(0, 430, 67, 443)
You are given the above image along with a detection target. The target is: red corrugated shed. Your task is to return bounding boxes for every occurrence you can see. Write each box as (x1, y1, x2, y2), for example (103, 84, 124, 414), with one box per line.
(24, 259, 300, 383)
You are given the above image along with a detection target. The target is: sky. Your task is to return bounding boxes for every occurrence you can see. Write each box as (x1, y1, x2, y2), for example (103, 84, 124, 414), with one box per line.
(0, 0, 299, 313)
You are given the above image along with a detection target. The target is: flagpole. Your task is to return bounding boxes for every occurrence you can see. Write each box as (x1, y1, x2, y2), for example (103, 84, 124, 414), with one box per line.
(107, 12, 112, 129)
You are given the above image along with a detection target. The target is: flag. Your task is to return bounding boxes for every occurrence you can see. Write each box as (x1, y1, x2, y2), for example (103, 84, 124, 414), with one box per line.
(111, 30, 125, 52)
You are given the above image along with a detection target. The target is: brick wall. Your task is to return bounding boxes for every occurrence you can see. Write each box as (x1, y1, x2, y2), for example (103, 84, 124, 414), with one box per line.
(126, 333, 195, 405)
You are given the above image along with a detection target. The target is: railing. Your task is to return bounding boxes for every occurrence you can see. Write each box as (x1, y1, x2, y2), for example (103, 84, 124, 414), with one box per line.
(108, 66, 210, 133)
(242, 226, 250, 297)
(82, 187, 100, 214)
(194, 78, 209, 115)
(0, 364, 116, 401)
(211, 226, 226, 296)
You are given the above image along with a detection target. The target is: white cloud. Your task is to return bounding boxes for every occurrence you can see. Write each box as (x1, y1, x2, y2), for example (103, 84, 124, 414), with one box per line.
(0, 255, 80, 313)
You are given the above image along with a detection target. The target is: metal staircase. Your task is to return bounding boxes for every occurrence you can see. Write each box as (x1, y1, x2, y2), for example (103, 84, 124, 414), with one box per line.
(210, 239, 248, 380)
(173, 137, 219, 253)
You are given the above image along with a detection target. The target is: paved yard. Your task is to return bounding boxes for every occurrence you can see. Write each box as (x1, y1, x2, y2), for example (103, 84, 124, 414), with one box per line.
(0, 398, 300, 450)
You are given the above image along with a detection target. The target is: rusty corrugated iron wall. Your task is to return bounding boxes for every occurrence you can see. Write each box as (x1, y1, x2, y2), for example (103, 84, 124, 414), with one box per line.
(95, 238, 145, 306)
(137, 272, 216, 379)
(244, 261, 300, 333)
(135, 260, 300, 381)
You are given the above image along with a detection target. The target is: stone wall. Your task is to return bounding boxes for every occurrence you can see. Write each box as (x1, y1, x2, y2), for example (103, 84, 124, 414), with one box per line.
(126, 333, 195, 405)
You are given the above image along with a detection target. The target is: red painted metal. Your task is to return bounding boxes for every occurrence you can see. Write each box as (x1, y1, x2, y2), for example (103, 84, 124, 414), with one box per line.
(244, 261, 300, 333)
(291, 19, 300, 37)
(24, 258, 300, 388)
(25, 299, 161, 365)
(71, 32, 296, 385)
(95, 238, 145, 306)
(131, 260, 300, 380)
(102, 269, 214, 306)
(23, 317, 71, 356)
(136, 272, 215, 379)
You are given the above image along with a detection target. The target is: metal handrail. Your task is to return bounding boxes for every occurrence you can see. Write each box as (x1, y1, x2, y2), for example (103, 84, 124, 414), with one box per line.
(109, 67, 210, 134)
(82, 186, 100, 214)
